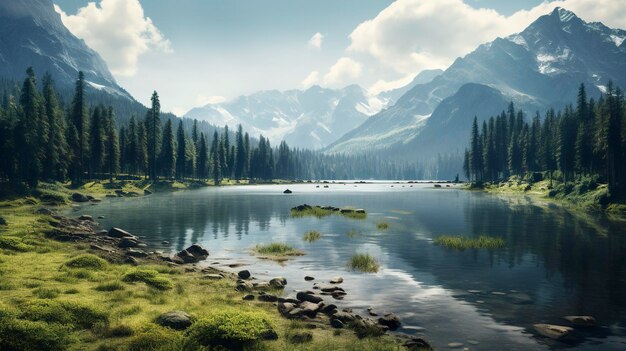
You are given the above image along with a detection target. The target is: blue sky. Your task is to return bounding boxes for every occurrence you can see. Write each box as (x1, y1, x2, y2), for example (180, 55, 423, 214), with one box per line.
(52, 0, 622, 115)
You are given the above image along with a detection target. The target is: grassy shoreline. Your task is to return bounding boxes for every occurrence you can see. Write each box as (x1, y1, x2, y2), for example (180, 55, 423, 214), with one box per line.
(0, 180, 411, 351)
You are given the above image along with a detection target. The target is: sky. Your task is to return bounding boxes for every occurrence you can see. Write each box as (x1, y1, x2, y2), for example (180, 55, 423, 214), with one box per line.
(53, 0, 626, 116)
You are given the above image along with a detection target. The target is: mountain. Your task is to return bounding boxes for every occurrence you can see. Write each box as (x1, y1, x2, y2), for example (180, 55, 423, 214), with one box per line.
(0, 0, 131, 99)
(185, 84, 385, 149)
(327, 8, 626, 158)
(377, 69, 443, 104)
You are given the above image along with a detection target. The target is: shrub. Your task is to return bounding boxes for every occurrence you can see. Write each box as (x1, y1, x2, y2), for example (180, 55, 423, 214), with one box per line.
(125, 325, 184, 351)
(303, 230, 321, 243)
(94, 281, 125, 292)
(20, 300, 109, 330)
(433, 235, 505, 250)
(33, 287, 60, 299)
(0, 317, 72, 351)
(348, 253, 380, 273)
(0, 236, 32, 252)
(64, 254, 108, 270)
(186, 310, 275, 347)
(253, 243, 304, 257)
(122, 269, 173, 291)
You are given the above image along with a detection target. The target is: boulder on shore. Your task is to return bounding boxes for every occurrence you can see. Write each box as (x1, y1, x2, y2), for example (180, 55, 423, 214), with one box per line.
(71, 193, 90, 202)
(155, 311, 194, 330)
(238, 270, 251, 279)
(378, 313, 401, 330)
(108, 227, 135, 238)
(563, 316, 597, 327)
(269, 277, 287, 289)
(176, 244, 209, 263)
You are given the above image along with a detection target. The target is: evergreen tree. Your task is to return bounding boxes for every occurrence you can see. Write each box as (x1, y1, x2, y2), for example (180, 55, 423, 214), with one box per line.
(127, 115, 139, 175)
(197, 132, 208, 179)
(70, 71, 88, 182)
(104, 107, 119, 181)
(41, 73, 68, 180)
(234, 124, 245, 179)
(89, 105, 106, 177)
(17, 67, 45, 186)
(469, 116, 483, 181)
(160, 119, 175, 178)
(146, 91, 161, 180)
(211, 130, 222, 185)
(175, 120, 186, 180)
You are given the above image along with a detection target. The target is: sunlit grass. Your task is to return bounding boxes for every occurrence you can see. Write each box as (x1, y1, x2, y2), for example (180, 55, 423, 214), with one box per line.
(291, 206, 367, 220)
(253, 242, 304, 257)
(433, 235, 506, 250)
(303, 230, 321, 243)
(347, 253, 380, 273)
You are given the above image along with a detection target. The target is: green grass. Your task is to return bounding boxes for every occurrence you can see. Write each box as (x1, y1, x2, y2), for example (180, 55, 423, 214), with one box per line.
(303, 230, 322, 243)
(291, 206, 367, 220)
(434, 235, 506, 250)
(121, 269, 174, 291)
(253, 242, 304, 257)
(376, 221, 390, 230)
(348, 253, 380, 273)
(186, 309, 275, 347)
(63, 254, 108, 270)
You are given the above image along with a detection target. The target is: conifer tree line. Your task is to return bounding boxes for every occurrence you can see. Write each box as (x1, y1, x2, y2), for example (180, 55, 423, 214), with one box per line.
(0, 68, 423, 186)
(463, 83, 626, 198)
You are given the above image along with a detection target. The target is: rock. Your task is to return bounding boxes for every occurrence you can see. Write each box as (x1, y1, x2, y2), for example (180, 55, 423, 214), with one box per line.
(299, 301, 322, 315)
(242, 294, 255, 301)
(253, 282, 271, 290)
(203, 274, 223, 280)
(236, 281, 253, 292)
(340, 208, 355, 214)
(321, 304, 337, 315)
(269, 277, 287, 289)
(563, 316, 597, 327)
(283, 189, 293, 194)
(354, 318, 387, 338)
(296, 291, 323, 304)
(258, 294, 278, 302)
(329, 276, 343, 284)
(108, 227, 135, 238)
(288, 332, 313, 344)
(278, 302, 297, 317)
(304, 276, 315, 281)
(118, 237, 139, 248)
(176, 250, 197, 263)
(292, 204, 312, 212)
(434, 184, 442, 188)
(78, 214, 93, 221)
(126, 249, 148, 258)
(331, 311, 356, 323)
(144, 189, 153, 195)
(533, 324, 575, 340)
(105, 194, 117, 198)
(0, 217, 6, 226)
(184, 244, 209, 259)
(330, 318, 345, 328)
(155, 311, 194, 330)
(71, 192, 89, 202)
(378, 313, 401, 330)
(161, 240, 169, 245)
(97, 216, 105, 219)
(367, 308, 378, 316)
(124, 256, 138, 265)
(404, 337, 433, 351)
(238, 270, 251, 279)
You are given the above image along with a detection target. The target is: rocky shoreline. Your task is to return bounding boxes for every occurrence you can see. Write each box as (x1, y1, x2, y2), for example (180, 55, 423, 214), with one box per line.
(42, 201, 432, 350)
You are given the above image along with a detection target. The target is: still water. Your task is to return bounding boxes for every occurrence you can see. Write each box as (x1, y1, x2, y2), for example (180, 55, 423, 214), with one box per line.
(73, 183, 626, 350)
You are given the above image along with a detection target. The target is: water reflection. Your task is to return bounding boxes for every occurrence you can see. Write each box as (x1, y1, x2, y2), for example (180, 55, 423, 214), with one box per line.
(74, 184, 626, 350)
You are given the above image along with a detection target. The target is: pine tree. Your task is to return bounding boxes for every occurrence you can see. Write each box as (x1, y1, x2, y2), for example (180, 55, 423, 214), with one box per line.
(469, 116, 483, 181)
(234, 124, 245, 179)
(70, 71, 88, 183)
(211, 130, 222, 185)
(104, 107, 119, 181)
(89, 106, 106, 177)
(41, 73, 68, 180)
(175, 120, 186, 180)
(17, 67, 45, 186)
(160, 119, 175, 178)
(137, 122, 148, 176)
(127, 115, 139, 175)
(197, 132, 208, 179)
(146, 91, 161, 180)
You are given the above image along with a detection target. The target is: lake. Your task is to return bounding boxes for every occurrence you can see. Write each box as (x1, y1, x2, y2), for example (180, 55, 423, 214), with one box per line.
(72, 182, 626, 350)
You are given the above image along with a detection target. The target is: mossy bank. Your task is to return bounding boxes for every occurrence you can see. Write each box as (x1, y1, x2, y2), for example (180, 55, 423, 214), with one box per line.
(0, 181, 421, 351)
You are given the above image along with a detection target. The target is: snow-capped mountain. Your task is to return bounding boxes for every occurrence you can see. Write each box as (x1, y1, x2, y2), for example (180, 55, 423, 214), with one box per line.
(327, 8, 626, 157)
(0, 0, 130, 99)
(185, 84, 386, 149)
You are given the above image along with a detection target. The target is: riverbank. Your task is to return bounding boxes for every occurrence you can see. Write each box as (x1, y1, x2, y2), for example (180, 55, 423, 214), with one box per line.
(468, 177, 626, 221)
(0, 181, 426, 351)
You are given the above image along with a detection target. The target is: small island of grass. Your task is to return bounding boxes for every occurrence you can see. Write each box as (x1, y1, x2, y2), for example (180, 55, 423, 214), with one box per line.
(434, 235, 506, 250)
(303, 230, 322, 243)
(348, 253, 380, 273)
(291, 204, 367, 220)
(376, 221, 390, 230)
(253, 242, 304, 260)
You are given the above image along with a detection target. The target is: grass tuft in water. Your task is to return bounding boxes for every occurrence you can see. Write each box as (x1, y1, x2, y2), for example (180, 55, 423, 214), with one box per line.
(253, 243, 304, 257)
(347, 253, 380, 273)
(376, 222, 389, 230)
(434, 235, 506, 250)
(302, 231, 321, 243)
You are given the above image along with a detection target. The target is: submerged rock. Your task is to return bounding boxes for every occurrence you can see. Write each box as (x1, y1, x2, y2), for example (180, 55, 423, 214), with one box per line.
(533, 324, 575, 340)
(563, 315, 597, 327)
(155, 311, 194, 330)
(378, 313, 401, 330)
(283, 189, 293, 194)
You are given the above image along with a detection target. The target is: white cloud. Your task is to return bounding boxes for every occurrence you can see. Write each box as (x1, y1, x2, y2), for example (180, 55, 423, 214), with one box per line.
(323, 57, 363, 86)
(55, 0, 172, 77)
(301, 71, 320, 88)
(308, 32, 324, 49)
(348, 0, 626, 77)
(368, 73, 417, 95)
